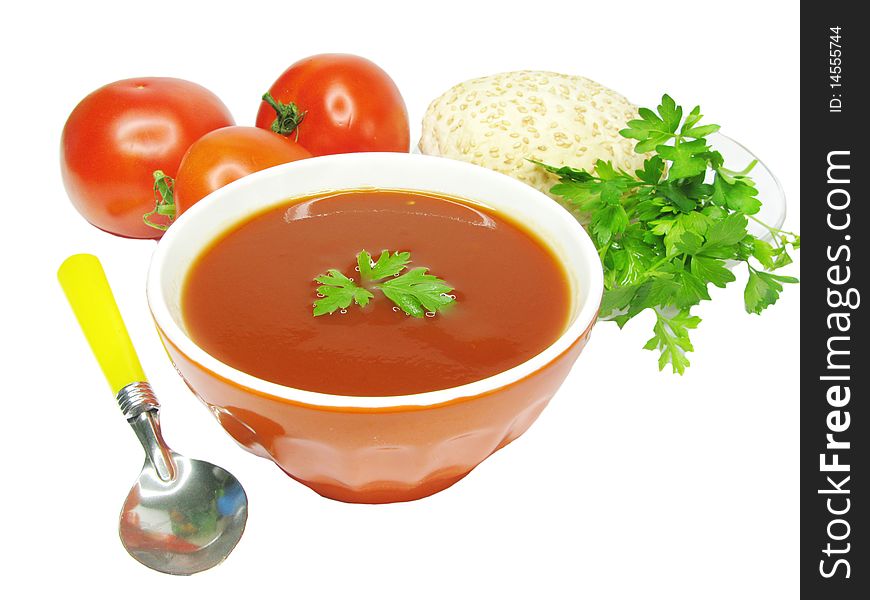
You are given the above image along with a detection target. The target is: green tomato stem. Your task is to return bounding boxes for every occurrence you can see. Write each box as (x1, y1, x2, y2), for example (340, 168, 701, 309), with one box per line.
(262, 92, 305, 140)
(143, 170, 176, 231)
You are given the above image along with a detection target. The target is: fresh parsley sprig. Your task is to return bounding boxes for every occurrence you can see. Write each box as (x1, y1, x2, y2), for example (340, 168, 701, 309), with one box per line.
(534, 94, 799, 374)
(313, 250, 456, 318)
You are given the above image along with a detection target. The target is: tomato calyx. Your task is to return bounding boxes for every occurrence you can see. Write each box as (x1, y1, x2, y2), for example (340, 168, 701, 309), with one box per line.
(262, 92, 306, 140)
(143, 170, 176, 231)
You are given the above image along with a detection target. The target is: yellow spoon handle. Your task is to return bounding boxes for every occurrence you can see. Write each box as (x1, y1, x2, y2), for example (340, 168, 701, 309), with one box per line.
(58, 254, 147, 395)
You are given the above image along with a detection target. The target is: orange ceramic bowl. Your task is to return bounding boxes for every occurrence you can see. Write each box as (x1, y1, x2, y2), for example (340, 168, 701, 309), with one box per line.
(147, 153, 603, 503)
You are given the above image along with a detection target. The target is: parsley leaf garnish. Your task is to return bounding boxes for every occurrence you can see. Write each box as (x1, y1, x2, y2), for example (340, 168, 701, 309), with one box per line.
(314, 251, 455, 318)
(534, 95, 799, 373)
(358, 249, 410, 281)
(313, 269, 374, 317)
(377, 268, 455, 317)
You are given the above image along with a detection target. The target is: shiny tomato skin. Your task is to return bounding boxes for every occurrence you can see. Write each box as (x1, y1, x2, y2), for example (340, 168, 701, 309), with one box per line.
(61, 78, 234, 239)
(174, 126, 311, 216)
(255, 54, 409, 156)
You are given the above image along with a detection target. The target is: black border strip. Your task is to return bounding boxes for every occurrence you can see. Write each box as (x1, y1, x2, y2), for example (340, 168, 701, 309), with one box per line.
(801, 6, 867, 596)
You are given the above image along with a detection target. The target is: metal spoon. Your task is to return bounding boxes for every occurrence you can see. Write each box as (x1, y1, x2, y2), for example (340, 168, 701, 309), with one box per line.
(58, 254, 248, 575)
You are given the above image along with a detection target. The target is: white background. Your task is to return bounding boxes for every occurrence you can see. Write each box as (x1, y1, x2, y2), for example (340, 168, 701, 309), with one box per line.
(1, 1, 799, 597)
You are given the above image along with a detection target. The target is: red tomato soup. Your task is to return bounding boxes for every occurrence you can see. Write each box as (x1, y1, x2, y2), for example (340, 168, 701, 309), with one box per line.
(182, 189, 572, 396)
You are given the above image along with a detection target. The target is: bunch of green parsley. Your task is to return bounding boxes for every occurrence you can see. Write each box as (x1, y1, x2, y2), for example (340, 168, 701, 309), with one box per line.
(535, 95, 799, 374)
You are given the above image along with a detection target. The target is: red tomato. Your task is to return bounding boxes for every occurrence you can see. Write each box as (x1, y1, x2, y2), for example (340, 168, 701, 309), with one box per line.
(61, 78, 234, 239)
(172, 126, 311, 216)
(255, 54, 409, 156)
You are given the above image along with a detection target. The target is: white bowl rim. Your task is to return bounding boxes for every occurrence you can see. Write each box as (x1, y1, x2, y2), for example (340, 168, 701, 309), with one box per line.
(146, 153, 604, 409)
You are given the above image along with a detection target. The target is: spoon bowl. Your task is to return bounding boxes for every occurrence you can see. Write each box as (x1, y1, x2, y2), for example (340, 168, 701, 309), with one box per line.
(121, 449, 247, 575)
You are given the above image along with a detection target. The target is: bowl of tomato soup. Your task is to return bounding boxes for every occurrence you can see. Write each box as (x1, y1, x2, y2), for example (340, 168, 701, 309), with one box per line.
(147, 153, 603, 503)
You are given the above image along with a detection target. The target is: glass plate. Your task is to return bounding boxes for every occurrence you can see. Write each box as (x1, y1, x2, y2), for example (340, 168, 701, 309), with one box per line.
(708, 132, 787, 241)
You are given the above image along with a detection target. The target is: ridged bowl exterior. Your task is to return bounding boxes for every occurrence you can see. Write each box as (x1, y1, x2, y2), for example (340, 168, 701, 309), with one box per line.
(158, 325, 593, 503)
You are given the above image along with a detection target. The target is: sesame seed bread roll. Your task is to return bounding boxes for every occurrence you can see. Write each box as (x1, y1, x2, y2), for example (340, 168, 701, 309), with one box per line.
(419, 71, 648, 202)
